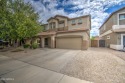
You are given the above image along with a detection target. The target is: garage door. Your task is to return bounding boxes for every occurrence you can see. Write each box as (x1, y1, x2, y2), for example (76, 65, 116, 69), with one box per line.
(56, 37, 82, 50)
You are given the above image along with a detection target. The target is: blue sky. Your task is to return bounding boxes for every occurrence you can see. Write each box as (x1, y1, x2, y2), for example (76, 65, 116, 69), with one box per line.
(24, 0, 125, 36)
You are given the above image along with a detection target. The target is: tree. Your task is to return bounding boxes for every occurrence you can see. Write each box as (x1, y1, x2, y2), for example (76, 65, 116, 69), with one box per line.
(0, 0, 12, 40)
(0, 0, 43, 47)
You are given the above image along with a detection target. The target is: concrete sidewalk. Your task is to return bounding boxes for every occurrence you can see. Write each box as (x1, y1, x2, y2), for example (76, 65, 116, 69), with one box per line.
(0, 55, 91, 83)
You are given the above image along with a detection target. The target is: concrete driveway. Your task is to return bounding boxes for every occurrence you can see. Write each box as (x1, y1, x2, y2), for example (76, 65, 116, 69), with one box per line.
(0, 48, 125, 83)
(0, 48, 90, 83)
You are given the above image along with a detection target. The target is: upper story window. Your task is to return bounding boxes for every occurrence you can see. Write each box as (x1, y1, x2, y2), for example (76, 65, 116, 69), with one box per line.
(72, 20, 75, 25)
(49, 22, 56, 29)
(59, 20, 64, 24)
(119, 14, 125, 20)
(53, 22, 56, 28)
(78, 19, 82, 24)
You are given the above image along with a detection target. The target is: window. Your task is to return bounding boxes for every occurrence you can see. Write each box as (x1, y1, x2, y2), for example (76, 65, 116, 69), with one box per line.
(119, 14, 125, 20)
(59, 20, 64, 24)
(107, 36, 110, 39)
(78, 19, 82, 24)
(72, 20, 75, 24)
(53, 22, 56, 29)
(49, 22, 56, 29)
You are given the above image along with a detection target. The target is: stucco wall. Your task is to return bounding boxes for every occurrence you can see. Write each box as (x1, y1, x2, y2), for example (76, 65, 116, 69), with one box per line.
(100, 16, 114, 34)
(113, 8, 125, 24)
(44, 15, 90, 32)
(44, 25, 49, 30)
(100, 8, 125, 48)
(68, 16, 89, 30)
(56, 32, 89, 40)
(101, 33, 120, 47)
(100, 8, 125, 35)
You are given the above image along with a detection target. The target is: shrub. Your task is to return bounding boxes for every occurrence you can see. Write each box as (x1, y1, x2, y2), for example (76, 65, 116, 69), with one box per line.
(31, 43, 39, 49)
(23, 44, 30, 49)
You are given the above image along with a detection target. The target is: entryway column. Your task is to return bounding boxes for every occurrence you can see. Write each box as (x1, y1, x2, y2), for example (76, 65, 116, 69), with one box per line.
(40, 37, 45, 48)
(51, 35, 55, 48)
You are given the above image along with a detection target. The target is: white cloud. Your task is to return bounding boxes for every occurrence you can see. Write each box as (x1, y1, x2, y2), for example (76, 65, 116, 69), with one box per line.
(24, 0, 125, 36)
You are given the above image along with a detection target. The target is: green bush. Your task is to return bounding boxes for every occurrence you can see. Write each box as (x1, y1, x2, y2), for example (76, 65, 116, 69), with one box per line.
(31, 43, 39, 49)
(23, 44, 30, 49)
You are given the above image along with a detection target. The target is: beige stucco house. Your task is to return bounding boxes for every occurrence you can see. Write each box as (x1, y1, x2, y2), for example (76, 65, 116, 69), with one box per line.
(37, 15, 91, 50)
(99, 7, 125, 50)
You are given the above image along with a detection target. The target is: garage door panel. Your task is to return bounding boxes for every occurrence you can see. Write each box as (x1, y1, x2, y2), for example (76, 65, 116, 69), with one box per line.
(56, 37, 82, 50)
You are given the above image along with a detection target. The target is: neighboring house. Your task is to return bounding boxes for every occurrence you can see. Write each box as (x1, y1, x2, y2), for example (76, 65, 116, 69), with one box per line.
(37, 15, 91, 50)
(99, 7, 125, 50)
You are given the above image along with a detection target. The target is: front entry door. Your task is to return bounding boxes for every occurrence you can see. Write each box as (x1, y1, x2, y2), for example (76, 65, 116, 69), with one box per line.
(123, 36, 125, 48)
(45, 38, 48, 47)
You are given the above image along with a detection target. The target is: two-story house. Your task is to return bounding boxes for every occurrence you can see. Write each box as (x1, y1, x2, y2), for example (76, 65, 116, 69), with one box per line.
(38, 15, 91, 50)
(99, 7, 125, 50)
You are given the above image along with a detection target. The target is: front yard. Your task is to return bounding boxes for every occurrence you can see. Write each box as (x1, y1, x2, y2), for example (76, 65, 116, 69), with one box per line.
(0, 48, 125, 83)
(61, 48, 125, 83)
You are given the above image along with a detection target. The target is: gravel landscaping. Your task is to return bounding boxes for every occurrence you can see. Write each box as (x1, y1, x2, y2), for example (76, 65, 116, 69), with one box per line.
(60, 48, 125, 83)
